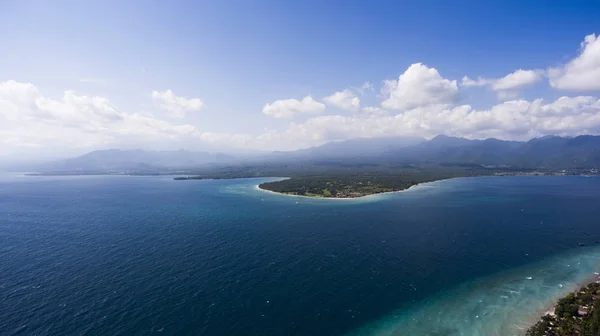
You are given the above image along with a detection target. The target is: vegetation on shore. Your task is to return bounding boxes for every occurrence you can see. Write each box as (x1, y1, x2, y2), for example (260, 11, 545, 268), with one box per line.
(173, 164, 597, 198)
(527, 281, 600, 335)
(255, 172, 470, 198)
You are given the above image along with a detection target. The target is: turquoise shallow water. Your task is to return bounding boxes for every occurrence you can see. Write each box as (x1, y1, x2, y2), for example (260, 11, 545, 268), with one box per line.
(351, 246, 600, 336)
(1, 174, 600, 335)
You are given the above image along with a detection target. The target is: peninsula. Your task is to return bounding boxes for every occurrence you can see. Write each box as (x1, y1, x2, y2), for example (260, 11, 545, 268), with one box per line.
(175, 168, 575, 199)
(256, 173, 462, 198)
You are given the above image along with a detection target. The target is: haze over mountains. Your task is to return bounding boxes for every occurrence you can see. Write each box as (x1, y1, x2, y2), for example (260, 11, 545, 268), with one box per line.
(28, 149, 236, 173)
(273, 134, 600, 169)
(14, 135, 600, 173)
(385, 135, 600, 168)
(271, 136, 425, 160)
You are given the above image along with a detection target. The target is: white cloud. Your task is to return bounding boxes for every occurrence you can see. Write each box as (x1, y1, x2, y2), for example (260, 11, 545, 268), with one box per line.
(379, 79, 398, 98)
(461, 76, 490, 87)
(246, 95, 600, 151)
(262, 96, 325, 118)
(0, 80, 124, 127)
(4, 33, 600, 156)
(462, 69, 543, 91)
(549, 33, 600, 91)
(462, 69, 543, 101)
(357, 81, 374, 94)
(0, 80, 206, 156)
(381, 63, 459, 110)
(3, 80, 600, 155)
(323, 89, 360, 111)
(152, 89, 205, 118)
(492, 69, 543, 90)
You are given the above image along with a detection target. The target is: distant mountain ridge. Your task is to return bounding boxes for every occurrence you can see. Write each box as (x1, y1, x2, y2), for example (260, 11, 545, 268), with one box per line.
(268, 134, 600, 169)
(384, 135, 600, 168)
(271, 136, 425, 160)
(38, 149, 235, 172)
(30, 135, 600, 173)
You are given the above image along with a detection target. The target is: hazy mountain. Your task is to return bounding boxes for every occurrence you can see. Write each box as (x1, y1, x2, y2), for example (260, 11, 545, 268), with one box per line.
(514, 135, 600, 168)
(384, 135, 600, 168)
(387, 136, 522, 165)
(420, 134, 475, 149)
(36, 149, 235, 172)
(28, 135, 600, 174)
(271, 136, 425, 160)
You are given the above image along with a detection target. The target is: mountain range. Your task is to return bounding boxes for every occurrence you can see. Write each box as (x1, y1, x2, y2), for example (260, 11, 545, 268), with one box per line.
(386, 135, 600, 168)
(20, 135, 600, 173)
(31, 149, 235, 172)
(267, 134, 600, 169)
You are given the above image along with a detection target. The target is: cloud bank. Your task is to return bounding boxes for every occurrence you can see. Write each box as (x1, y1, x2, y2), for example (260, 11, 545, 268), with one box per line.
(2, 33, 600, 157)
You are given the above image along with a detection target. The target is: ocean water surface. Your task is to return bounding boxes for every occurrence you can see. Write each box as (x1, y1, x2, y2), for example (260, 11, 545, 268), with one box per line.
(2, 174, 600, 335)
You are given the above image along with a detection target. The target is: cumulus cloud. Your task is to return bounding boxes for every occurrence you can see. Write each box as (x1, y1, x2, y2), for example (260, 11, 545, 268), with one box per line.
(323, 89, 360, 111)
(493, 69, 544, 90)
(0, 80, 204, 156)
(462, 69, 543, 90)
(549, 33, 600, 91)
(461, 76, 489, 88)
(179, 75, 600, 149)
(4, 33, 600, 156)
(253, 95, 600, 150)
(0, 80, 124, 128)
(152, 89, 205, 118)
(462, 69, 544, 101)
(381, 63, 460, 110)
(3, 79, 600, 154)
(262, 96, 325, 118)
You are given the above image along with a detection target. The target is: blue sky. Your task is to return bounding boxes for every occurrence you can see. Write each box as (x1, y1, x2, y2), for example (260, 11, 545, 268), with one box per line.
(1, 0, 600, 158)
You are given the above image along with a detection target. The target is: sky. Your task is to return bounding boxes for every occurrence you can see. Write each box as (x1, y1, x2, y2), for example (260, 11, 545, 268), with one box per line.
(1, 0, 600, 159)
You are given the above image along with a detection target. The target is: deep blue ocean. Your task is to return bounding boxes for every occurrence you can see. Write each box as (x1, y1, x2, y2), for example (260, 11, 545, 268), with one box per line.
(2, 174, 600, 335)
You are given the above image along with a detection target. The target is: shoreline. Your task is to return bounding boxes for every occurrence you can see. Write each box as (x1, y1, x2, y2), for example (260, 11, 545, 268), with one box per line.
(254, 174, 593, 201)
(349, 245, 600, 336)
(524, 271, 600, 330)
(254, 179, 443, 200)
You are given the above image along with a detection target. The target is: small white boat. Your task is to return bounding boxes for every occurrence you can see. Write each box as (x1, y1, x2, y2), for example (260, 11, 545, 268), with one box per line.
(526, 277, 533, 280)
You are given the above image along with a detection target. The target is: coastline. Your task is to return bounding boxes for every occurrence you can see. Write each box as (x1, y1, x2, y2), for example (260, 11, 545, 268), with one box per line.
(523, 271, 600, 332)
(254, 175, 594, 201)
(255, 184, 363, 201)
(349, 245, 600, 336)
(254, 179, 442, 200)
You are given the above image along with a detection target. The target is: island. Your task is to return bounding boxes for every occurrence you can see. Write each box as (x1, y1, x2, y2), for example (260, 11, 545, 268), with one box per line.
(527, 281, 600, 335)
